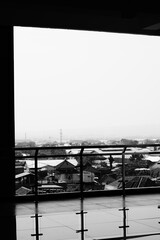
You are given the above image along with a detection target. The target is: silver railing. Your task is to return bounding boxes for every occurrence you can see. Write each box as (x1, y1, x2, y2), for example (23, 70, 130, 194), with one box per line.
(15, 144, 160, 240)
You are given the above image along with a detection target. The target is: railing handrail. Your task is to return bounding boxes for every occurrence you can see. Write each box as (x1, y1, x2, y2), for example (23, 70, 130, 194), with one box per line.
(14, 143, 160, 151)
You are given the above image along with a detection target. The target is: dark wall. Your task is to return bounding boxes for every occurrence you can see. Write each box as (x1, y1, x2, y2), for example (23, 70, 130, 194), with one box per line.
(0, 26, 16, 240)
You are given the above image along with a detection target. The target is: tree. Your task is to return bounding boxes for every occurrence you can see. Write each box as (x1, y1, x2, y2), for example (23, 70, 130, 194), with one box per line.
(51, 148, 66, 159)
(129, 153, 144, 165)
(109, 155, 114, 169)
(38, 143, 66, 158)
(121, 139, 139, 145)
(15, 141, 36, 156)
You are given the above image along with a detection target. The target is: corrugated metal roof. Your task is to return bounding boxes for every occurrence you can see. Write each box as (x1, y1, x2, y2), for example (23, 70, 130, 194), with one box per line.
(16, 186, 31, 195)
(15, 172, 33, 179)
(25, 158, 77, 169)
(38, 184, 63, 189)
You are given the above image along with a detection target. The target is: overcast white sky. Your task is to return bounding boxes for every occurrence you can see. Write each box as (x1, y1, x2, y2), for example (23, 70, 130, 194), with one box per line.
(14, 27, 160, 141)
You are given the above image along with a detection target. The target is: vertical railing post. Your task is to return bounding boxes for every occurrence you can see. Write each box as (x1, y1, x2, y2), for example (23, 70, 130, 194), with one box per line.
(76, 147, 88, 240)
(35, 149, 38, 201)
(119, 147, 129, 240)
(31, 148, 43, 240)
(122, 147, 126, 200)
(35, 148, 39, 240)
(80, 147, 85, 240)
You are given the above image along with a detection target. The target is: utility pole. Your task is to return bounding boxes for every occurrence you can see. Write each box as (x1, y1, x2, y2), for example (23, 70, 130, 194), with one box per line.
(60, 129, 62, 145)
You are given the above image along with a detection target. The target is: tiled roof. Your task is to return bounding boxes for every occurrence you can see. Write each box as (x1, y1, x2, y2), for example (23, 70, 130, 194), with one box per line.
(56, 159, 76, 170)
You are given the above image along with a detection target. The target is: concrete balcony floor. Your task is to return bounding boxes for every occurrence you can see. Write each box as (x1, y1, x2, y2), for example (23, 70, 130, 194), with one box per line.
(16, 193, 160, 240)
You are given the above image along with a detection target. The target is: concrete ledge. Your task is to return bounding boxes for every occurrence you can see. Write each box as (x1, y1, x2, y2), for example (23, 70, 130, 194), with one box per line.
(93, 231, 160, 239)
(15, 187, 160, 203)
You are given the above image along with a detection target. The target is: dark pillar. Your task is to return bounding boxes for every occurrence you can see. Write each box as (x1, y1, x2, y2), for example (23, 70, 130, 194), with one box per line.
(0, 26, 16, 240)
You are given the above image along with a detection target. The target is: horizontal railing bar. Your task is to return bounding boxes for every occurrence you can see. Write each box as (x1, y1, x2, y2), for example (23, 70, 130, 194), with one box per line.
(15, 154, 79, 159)
(14, 143, 160, 151)
(14, 151, 160, 160)
(15, 152, 123, 159)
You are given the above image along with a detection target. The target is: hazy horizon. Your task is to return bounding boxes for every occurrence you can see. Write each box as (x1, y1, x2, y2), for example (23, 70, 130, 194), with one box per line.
(14, 27, 160, 141)
(15, 126, 160, 143)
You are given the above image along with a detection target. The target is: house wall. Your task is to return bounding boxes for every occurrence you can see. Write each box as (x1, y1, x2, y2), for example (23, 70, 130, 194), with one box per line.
(57, 172, 95, 183)
(58, 173, 74, 183)
(69, 172, 95, 183)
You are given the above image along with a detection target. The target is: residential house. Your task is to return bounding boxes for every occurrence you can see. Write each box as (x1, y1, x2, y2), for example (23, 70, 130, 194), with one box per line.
(55, 159, 78, 183)
(105, 176, 155, 190)
(15, 160, 29, 174)
(15, 172, 35, 190)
